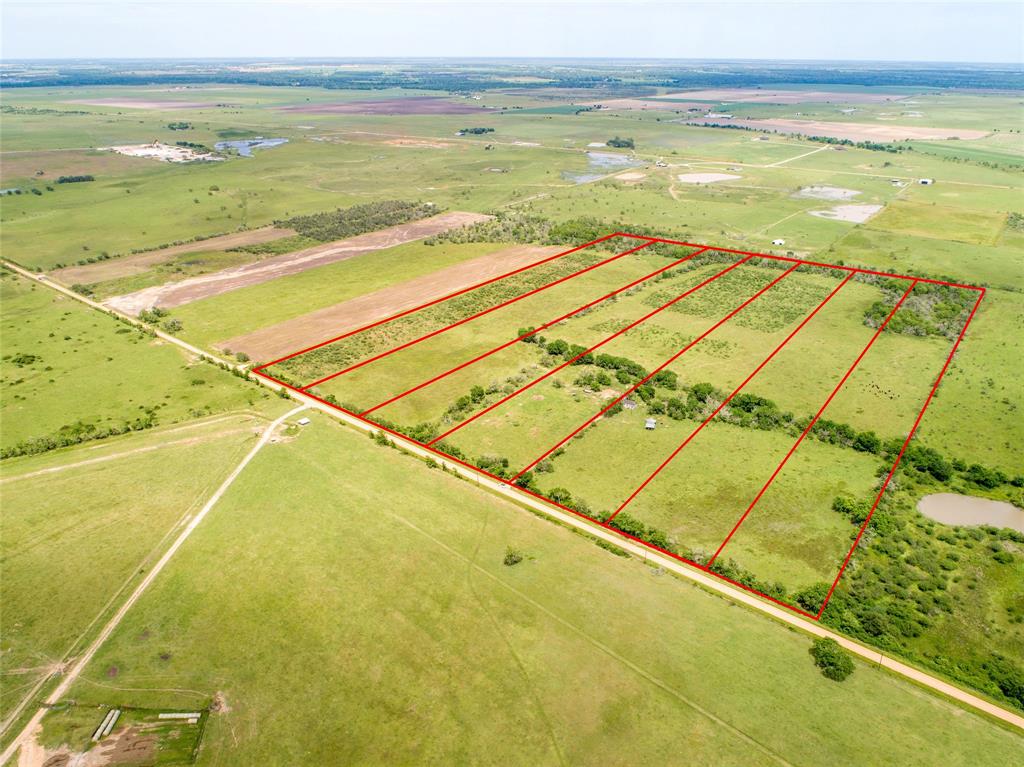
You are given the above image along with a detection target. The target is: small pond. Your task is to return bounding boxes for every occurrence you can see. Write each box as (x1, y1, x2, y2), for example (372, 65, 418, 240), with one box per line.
(917, 493, 1024, 533)
(214, 137, 289, 157)
(562, 151, 643, 184)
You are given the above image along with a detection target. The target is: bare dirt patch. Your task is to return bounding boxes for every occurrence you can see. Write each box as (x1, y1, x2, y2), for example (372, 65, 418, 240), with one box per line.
(102, 143, 220, 163)
(664, 88, 907, 104)
(105, 211, 491, 314)
(794, 186, 861, 201)
(615, 171, 647, 183)
(66, 98, 221, 110)
(52, 227, 296, 284)
(382, 139, 453, 149)
(218, 244, 562, 361)
(279, 97, 489, 115)
(676, 173, 742, 184)
(809, 204, 884, 223)
(597, 98, 708, 112)
(687, 117, 989, 141)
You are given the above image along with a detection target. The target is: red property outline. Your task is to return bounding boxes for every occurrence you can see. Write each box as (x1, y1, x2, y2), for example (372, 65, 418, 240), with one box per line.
(300, 238, 657, 391)
(253, 233, 985, 620)
(362, 244, 710, 416)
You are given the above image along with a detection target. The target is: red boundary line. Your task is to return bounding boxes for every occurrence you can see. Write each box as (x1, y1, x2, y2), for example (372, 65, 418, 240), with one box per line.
(607, 271, 855, 523)
(708, 279, 918, 564)
(427, 252, 750, 446)
(816, 288, 986, 617)
(251, 368, 821, 621)
(508, 260, 799, 480)
(301, 239, 656, 391)
(254, 232, 623, 372)
(363, 245, 709, 415)
(613, 233, 984, 292)
(252, 233, 985, 620)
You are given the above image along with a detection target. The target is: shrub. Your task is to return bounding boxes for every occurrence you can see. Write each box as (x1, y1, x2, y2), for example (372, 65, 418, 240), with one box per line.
(503, 547, 524, 566)
(810, 638, 854, 681)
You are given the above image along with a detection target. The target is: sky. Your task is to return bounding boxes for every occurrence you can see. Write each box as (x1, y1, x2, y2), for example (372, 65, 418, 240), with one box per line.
(2, 1, 1022, 64)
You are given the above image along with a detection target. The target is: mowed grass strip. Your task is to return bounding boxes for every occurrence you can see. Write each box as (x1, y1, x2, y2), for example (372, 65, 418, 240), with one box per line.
(44, 417, 1024, 765)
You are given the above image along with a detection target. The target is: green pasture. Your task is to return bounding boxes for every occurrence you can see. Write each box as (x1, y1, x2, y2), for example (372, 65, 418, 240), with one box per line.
(39, 417, 1023, 765)
(0, 270, 266, 451)
(0, 414, 266, 722)
(531, 407, 878, 589)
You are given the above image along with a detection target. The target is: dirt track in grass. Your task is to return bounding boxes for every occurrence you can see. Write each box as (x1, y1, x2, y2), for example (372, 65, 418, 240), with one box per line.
(218, 244, 563, 362)
(103, 211, 490, 314)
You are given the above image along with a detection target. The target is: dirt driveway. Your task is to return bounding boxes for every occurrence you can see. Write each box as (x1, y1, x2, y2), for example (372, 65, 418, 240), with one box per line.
(52, 227, 296, 284)
(104, 211, 490, 314)
(218, 244, 562, 361)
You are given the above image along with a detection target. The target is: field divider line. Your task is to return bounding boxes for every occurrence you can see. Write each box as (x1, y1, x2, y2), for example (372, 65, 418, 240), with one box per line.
(507, 259, 799, 480)
(606, 271, 855, 523)
(818, 288, 986, 616)
(300, 239, 657, 391)
(709, 280, 919, 565)
(254, 233, 622, 372)
(611, 232, 984, 292)
(426, 253, 754, 448)
(361, 245, 711, 415)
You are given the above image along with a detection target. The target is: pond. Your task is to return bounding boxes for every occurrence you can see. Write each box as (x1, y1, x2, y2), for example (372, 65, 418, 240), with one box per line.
(917, 493, 1024, 533)
(561, 151, 643, 184)
(214, 137, 289, 157)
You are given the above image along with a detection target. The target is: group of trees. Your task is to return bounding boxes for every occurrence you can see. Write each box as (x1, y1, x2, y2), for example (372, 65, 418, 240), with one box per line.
(605, 136, 635, 149)
(457, 127, 494, 135)
(864, 281, 976, 340)
(56, 174, 94, 184)
(278, 200, 439, 242)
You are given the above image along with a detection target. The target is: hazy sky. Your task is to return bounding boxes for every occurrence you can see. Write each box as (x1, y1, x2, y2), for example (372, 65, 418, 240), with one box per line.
(3, 1, 1022, 63)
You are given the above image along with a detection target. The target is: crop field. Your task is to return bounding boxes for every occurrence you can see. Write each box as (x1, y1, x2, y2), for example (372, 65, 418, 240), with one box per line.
(254, 232, 983, 615)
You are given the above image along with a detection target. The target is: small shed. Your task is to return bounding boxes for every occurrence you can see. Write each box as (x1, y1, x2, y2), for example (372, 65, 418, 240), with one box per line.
(645, 418, 657, 430)
(919, 178, 934, 185)
(297, 417, 311, 426)
(772, 239, 786, 246)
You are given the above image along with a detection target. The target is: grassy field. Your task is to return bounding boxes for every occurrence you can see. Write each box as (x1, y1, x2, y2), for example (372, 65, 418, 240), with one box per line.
(169, 240, 525, 349)
(0, 411, 279, 723)
(37, 416, 1024, 765)
(0, 269, 269, 452)
(2, 78, 1022, 760)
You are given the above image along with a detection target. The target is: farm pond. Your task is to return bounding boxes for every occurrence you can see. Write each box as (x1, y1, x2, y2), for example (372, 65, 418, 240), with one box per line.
(562, 151, 643, 183)
(917, 493, 1024, 533)
(214, 137, 289, 156)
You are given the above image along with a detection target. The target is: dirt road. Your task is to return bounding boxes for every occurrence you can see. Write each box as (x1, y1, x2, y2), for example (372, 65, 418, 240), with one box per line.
(52, 227, 296, 284)
(217, 244, 563, 361)
(0, 403, 307, 766)
(104, 211, 491, 314)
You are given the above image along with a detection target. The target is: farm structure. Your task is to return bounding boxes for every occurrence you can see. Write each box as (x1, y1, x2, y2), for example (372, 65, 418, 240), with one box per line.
(254, 233, 983, 619)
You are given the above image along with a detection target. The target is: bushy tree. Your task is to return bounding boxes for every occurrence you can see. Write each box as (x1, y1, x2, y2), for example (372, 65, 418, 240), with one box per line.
(810, 638, 854, 681)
